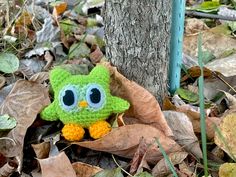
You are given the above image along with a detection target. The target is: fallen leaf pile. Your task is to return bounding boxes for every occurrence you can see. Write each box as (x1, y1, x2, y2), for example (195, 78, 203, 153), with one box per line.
(1, 0, 236, 177)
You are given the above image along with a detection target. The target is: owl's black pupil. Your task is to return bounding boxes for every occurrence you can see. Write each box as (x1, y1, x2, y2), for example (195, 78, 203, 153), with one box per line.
(63, 90, 75, 106)
(90, 88, 101, 104)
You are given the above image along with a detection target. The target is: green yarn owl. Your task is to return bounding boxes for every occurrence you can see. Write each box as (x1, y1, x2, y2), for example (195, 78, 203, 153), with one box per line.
(40, 65, 130, 141)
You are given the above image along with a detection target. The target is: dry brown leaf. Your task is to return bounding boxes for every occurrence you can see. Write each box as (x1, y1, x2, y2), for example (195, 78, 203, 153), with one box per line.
(32, 142, 50, 159)
(163, 111, 202, 158)
(130, 138, 149, 175)
(0, 85, 14, 110)
(100, 62, 173, 137)
(185, 18, 209, 35)
(152, 151, 188, 177)
(181, 66, 212, 82)
(179, 162, 196, 177)
(38, 152, 76, 177)
(204, 75, 236, 100)
(0, 75, 5, 89)
(163, 97, 221, 139)
(178, 106, 221, 139)
(220, 91, 236, 110)
(215, 113, 236, 160)
(15, 11, 32, 26)
(0, 161, 18, 177)
(90, 46, 104, 64)
(52, 2, 67, 17)
(184, 30, 236, 59)
(72, 162, 102, 177)
(44, 51, 53, 70)
(0, 80, 50, 170)
(219, 163, 236, 177)
(74, 124, 181, 164)
(29, 72, 49, 84)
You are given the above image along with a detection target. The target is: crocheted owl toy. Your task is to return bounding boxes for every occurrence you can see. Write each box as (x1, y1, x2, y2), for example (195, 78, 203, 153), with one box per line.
(40, 65, 130, 141)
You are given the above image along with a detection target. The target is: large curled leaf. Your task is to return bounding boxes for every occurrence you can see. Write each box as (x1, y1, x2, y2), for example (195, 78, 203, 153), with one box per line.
(0, 53, 19, 73)
(101, 62, 173, 137)
(0, 114, 17, 131)
(74, 124, 181, 164)
(0, 80, 50, 161)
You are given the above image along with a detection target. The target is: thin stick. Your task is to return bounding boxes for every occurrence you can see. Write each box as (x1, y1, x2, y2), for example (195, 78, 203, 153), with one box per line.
(213, 72, 236, 94)
(186, 10, 236, 21)
(111, 154, 133, 177)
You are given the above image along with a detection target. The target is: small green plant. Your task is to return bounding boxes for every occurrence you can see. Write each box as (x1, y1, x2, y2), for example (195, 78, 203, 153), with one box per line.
(198, 33, 208, 176)
(155, 138, 178, 177)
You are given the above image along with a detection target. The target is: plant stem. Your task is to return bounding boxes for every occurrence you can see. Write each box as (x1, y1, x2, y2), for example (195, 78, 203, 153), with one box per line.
(198, 33, 208, 176)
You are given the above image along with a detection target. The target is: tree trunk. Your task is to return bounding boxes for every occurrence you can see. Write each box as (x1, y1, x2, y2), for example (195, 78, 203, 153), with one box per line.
(104, 0, 171, 104)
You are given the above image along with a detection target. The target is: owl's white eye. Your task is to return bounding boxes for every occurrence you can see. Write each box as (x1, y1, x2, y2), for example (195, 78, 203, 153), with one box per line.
(86, 84, 105, 109)
(59, 85, 78, 111)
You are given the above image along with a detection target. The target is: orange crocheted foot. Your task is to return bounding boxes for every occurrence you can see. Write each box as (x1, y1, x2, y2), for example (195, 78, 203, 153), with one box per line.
(62, 124, 85, 141)
(89, 120, 111, 139)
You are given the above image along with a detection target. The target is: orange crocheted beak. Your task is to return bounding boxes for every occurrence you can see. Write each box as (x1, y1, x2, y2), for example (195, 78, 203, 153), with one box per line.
(78, 100, 88, 108)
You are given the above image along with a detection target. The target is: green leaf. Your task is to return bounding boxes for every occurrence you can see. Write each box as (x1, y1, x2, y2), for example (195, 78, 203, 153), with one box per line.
(188, 1, 220, 13)
(60, 19, 77, 36)
(228, 21, 236, 32)
(94, 167, 124, 177)
(176, 88, 199, 103)
(202, 50, 215, 64)
(68, 42, 90, 59)
(134, 172, 154, 177)
(0, 53, 19, 73)
(0, 114, 17, 131)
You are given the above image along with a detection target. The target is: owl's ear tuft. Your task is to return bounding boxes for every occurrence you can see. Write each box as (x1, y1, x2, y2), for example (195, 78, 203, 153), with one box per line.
(112, 97, 130, 113)
(50, 68, 71, 90)
(89, 65, 110, 83)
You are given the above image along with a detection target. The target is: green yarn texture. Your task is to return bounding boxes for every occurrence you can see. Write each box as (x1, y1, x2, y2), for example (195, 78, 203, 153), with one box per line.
(40, 65, 130, 128)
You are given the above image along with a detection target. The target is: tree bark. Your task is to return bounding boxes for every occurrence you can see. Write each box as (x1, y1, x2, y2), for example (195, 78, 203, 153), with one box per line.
(104, 0, 171, 103)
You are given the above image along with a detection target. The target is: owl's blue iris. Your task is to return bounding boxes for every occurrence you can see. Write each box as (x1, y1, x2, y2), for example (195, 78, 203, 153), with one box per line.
(86, 84, 105, 110)
(59, 85, 78, 111)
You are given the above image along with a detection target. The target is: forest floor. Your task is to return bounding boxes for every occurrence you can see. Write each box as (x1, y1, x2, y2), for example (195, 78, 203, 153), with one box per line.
(1, 0, 236, 177)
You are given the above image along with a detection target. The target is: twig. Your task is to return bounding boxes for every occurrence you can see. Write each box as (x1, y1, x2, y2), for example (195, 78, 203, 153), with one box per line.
(213, 72, 236, 94)
(111, 154, 133, 177)
(186, 10, 236, 21)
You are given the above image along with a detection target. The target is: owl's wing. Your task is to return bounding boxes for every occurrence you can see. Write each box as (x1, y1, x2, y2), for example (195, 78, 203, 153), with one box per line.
(40, 102, 58, 121)
(112, 97, 130, 113)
